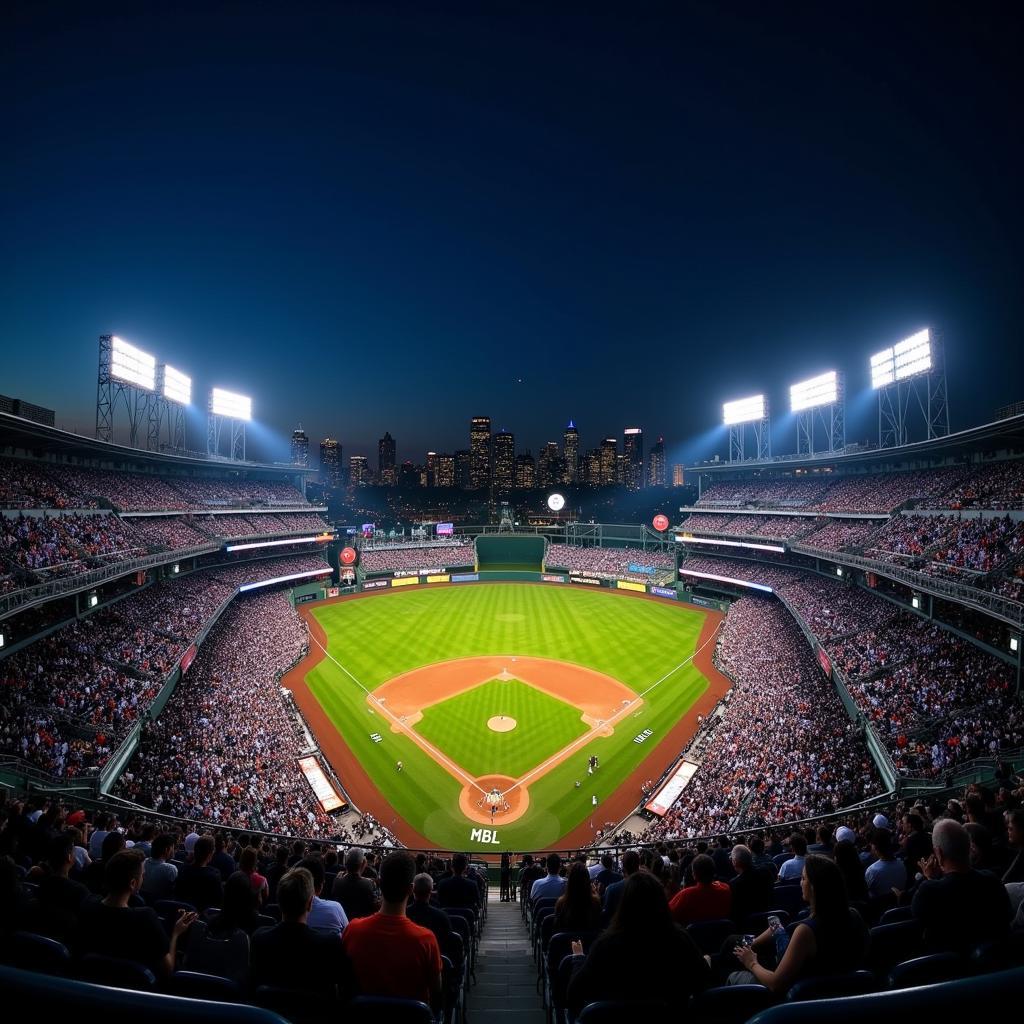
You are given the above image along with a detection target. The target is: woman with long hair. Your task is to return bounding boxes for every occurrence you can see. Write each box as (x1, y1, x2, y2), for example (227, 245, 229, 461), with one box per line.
(238, 846, 269, 906)
(832, 839, 868, 904)
(553, 861, 601, 933)
(732, 853, 868, 992)
(567, 870, 709, 1018)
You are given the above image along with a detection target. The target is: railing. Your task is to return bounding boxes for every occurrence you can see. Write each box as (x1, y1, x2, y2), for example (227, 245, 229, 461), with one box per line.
(790, 542, 1024, 627)
(0, 543, 221, 621)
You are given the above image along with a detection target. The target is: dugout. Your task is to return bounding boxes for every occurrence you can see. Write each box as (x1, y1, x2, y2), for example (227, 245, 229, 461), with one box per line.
(474, 534, 546, 572)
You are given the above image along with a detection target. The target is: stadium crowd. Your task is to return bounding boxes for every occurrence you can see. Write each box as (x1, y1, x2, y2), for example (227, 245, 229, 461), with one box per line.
(115, 590, 338, 838)
(0, 555, 331, 777)
(646, 597, 881, 839)
(1, 512, 146, 578)
(360, 540, 474, 574)
(0, 457, 313, 513)
(546, 544, 675, 579)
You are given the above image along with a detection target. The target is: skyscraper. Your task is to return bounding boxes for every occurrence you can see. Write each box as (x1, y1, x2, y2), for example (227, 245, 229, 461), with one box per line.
(425, 451, 438, 487)
(623, 427, 643, 490)
(584, 449, 602, 487)
(563, 420, 579, 483)
(493, 429, 515, 492)
(350, 454, 368, 485)
(537, 441, 559, 487)
(514, 451, 536, 489)
(470, 416, 491, 489)
(600, 437, 617, 486)
(455, 449, 471, 489)
(648, 437, 666, 487)
(290, 425, 309, 466)
(436, 453, 456, 487)
(378, 431, 396, 486)
(319, 437, 342, 488)
(399, 460, 418, 487)
(672, 464, 685, 487)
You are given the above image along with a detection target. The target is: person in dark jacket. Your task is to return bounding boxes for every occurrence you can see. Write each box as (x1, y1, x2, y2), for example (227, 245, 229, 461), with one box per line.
(568, 870, 709, 1018)
(175, 836, 224, 912)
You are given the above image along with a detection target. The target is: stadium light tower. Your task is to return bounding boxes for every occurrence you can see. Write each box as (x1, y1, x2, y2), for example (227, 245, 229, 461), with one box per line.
(95, 334, 157, 448)
(150, 364, 191, 452)
(723, 394, 770, 463)
(790, 370, 845, 455)
(871, 327, 949, 447)
(207, 387, 251, 461)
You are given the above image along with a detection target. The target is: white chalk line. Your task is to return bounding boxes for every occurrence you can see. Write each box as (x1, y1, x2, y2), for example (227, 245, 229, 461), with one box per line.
(306, 629, 487, 795)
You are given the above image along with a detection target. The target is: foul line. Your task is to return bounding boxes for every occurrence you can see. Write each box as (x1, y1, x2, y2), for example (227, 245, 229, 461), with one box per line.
(503, 619, 724, 795)
(306, 629, 488, 795)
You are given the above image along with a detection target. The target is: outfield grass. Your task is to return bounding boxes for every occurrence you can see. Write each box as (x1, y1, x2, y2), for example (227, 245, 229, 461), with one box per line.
(415, 678, 589, 778)
(305, 584, 708, 850)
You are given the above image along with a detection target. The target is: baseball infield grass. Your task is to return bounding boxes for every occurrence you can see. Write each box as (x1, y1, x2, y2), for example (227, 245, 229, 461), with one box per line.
(305, 584, 708, 850)
(415, 678, 589, 778)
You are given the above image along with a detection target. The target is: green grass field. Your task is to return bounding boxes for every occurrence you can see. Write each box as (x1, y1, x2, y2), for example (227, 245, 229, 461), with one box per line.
(415, 678, 589, 778)
(305, 584, 709, 850)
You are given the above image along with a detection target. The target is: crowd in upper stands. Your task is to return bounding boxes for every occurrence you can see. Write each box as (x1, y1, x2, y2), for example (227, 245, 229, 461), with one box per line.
(359, 540, 474, 574)
(695, 462, 1024, 514)
(0, 456, 312, 513)
(545, 544, 675, 580)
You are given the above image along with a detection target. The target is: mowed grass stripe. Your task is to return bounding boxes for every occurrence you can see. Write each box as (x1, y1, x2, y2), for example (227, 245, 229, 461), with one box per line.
(306, 585, 709, 848)
(415, 678, 589, 778)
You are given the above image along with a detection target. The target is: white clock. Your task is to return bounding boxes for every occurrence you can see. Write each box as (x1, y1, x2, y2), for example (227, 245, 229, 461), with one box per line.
(547, 493, 566, 511)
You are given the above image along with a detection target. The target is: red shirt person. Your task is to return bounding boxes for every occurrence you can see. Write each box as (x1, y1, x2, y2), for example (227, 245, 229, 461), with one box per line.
(669, 854, 732, 926)
(343, 850, 442, 1009)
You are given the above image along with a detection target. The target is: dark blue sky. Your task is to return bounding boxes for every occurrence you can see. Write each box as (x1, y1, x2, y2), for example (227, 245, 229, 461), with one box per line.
(4, 1, 1022, 467)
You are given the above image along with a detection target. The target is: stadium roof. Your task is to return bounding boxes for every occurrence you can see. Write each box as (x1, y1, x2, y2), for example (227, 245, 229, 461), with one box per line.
(0, 410, 316, 477)
(689, 412, 1024, 475)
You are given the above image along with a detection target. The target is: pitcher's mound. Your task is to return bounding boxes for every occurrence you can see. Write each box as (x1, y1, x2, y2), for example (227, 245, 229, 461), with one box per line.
(487, 715, 517, 733)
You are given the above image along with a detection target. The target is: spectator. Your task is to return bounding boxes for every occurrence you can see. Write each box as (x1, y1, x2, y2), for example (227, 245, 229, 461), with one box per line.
(553, 861, 602, 933)
(26, 831, 90, 943)
(530, 853, 567, 903)
(406, 873, 453, 948)
(728, 844, 773, 924)
(832, 839, 868, 905)
(669, 853, 731, 926)
(141, 833, 178, 901)
(250, 867, 346, 996)
(912, 819, 1013, 954)
(731, 854, 868, 993)
(175, 835, 223, 912)
(73, 850, 195, 977)
(568, 870, 709, 1018)
(864, 828, 907, 903)
(298, 855, 349, 936)
(778, 834, 808, 883)
(238, 846, 270, 905)
(342, 851, 443, 1008)
(437, 852, 480, 911)
(332, 848, 379, 920)
(1003, 808, 1024, 885)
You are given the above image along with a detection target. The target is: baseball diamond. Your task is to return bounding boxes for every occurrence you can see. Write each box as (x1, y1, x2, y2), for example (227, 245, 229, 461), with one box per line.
(284, 582, 730, 850)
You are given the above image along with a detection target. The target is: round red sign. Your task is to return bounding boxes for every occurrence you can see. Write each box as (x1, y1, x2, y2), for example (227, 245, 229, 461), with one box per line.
(340, 546, 357, 565)
(652, 514, 670, 532)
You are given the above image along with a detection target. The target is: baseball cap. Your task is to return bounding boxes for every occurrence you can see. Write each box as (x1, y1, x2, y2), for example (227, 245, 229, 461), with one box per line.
(872, 814, 890, 829)
(184, 831, 201, 854)
(66, 810, 86, 827)
(834, 826, 856, 844)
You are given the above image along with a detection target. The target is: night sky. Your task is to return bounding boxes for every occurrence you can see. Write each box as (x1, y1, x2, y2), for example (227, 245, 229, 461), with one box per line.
(4, 2, 1022, 467)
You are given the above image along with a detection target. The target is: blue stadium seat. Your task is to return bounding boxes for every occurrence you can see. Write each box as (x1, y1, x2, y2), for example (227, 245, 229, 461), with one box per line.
(785, 970, 878, 1001)
(686, 918, 736, 956)
(253, 985, 338, 1024)
(349, 995, 434, 1024)
(0, 931, 72, 976)
(865, 921, 923, 976)
(746, 967, 1024, 1024)
(689, 983, 776, 1024)
(0, 963, 288, 1023)
(878, 905, 913, 926)
(168, 970, 246, 1002)
(78, 953, 157, 991)
(577, 1000, 670, 1024)
(887, 953, 965, 990)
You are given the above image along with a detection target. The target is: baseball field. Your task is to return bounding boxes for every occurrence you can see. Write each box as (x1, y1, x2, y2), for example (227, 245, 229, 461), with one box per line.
(288, 583, 723, 851)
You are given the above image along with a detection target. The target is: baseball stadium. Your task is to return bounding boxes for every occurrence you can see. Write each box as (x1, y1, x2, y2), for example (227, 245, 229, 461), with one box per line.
(2, 336, 1024, 1017)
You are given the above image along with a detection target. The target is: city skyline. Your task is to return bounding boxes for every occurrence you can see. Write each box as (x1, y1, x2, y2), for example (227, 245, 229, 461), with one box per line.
(5, 6, 1022, 467)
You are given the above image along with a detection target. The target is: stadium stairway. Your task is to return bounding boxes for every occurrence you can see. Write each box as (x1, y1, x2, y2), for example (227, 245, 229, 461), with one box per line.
(466, 896, 545, 1024)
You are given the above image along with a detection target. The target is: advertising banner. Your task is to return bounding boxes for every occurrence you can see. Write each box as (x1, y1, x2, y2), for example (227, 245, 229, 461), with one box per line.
(569, 574, 601, 586)
(616, 580, 646, 592)
(541, 574, 566, 583)
(179, 643, 197, 675)
(649, 586, 677, 599)
(327, 587, 339, 597)
(452, 573, 479, 583)
(297, 756, 347, 813)
(362, 579, 391, 590)
(391, 576, 419, 588)
(817, 646, 833, 679)
(426, 574, 450, 584)
(645, 759, 699, 816)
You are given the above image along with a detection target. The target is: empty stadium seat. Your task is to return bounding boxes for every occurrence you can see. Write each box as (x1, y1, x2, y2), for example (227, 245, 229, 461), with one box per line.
(887, 953, 966, 989)
(167, 970, 246, 1003)
(686, 918, 736, 956)
(689, 983, 777, 1024)
(785, 970, 878, 1001)
(78, 953, 157, 991)
(0, 931, 71, 976)
(577, 1000, 671, 1024)
(349, 995, 434, 1024)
